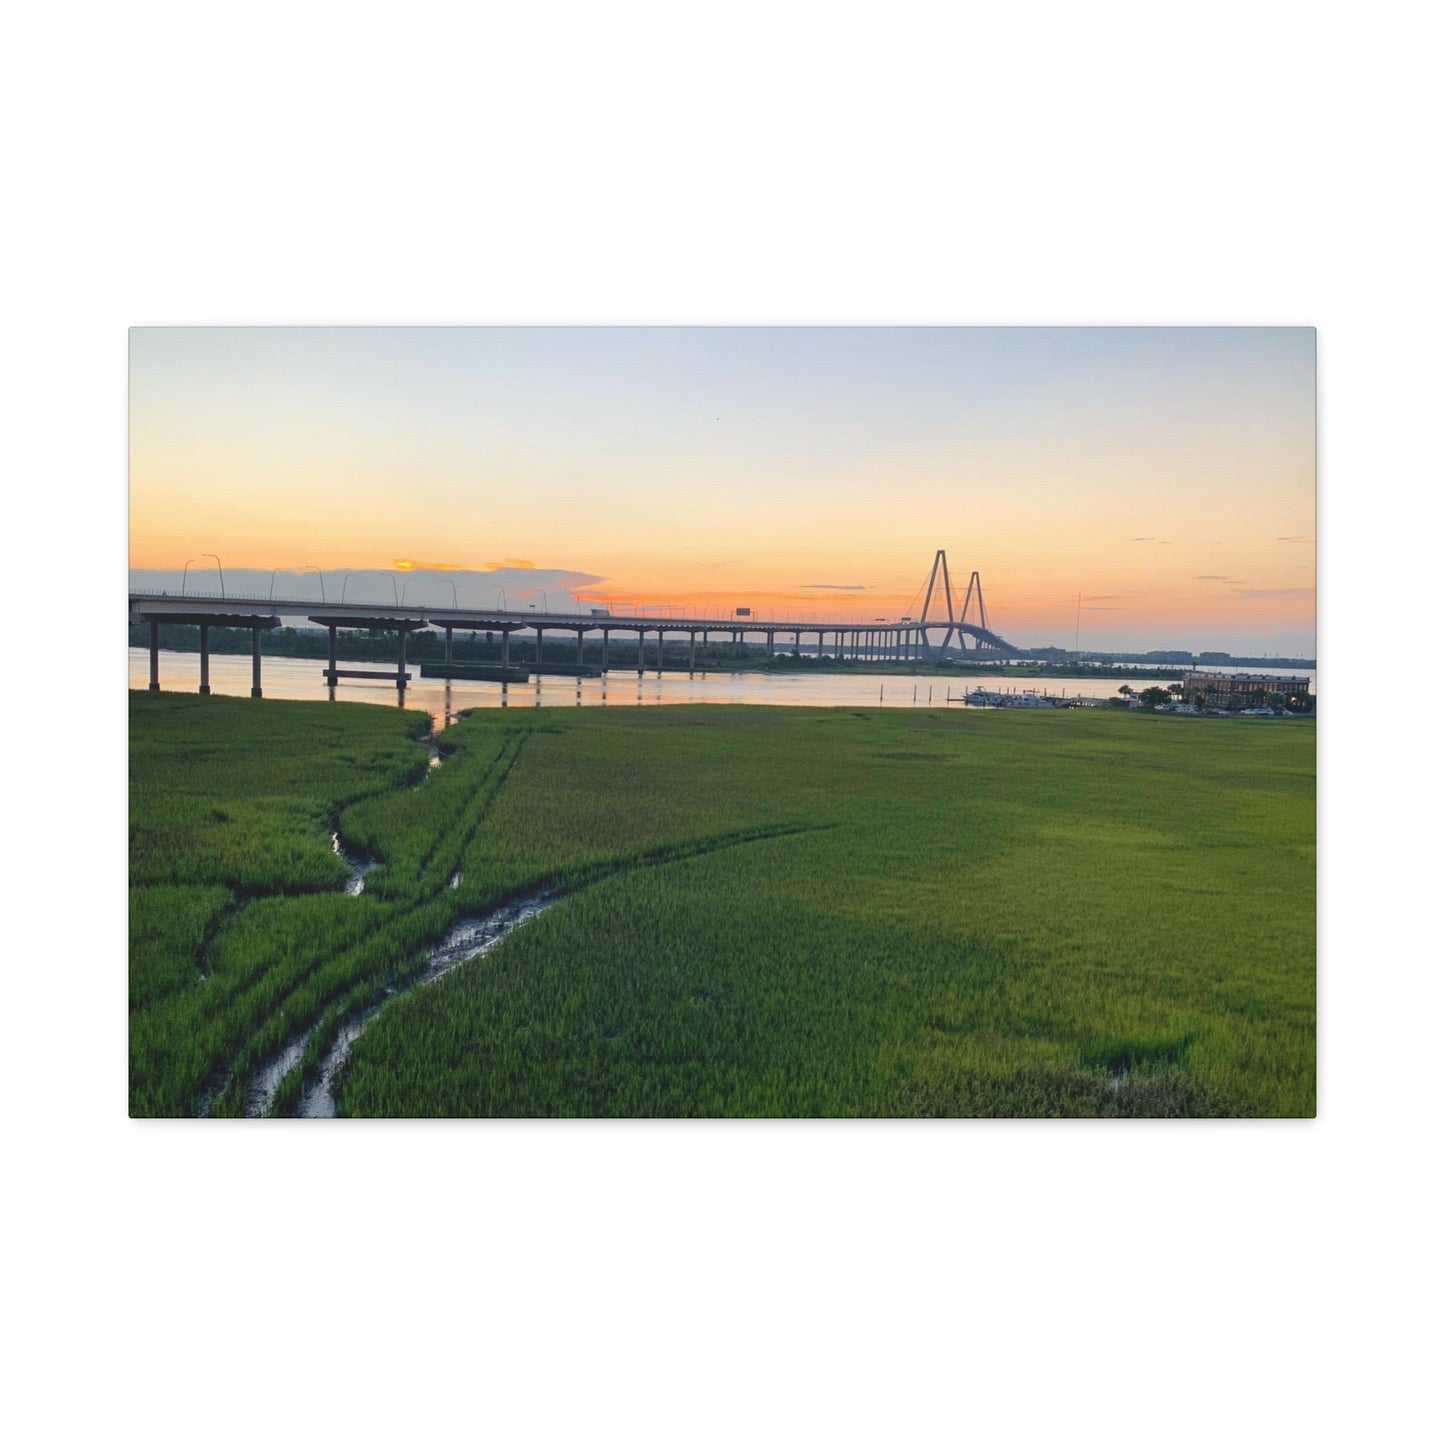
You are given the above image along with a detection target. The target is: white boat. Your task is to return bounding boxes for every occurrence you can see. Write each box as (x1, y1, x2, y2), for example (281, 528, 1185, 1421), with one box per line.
(965, 687, 1053, 708)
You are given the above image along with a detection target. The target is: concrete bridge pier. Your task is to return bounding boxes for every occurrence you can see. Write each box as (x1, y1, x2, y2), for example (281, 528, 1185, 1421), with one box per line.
(535, 625, 544, 666)
(444, 626, 453, 667)
(688, 630, 696, 671)
(199, 624, 211, 694)
(576, 629, 585, 666)
(601, 629, 609, 671)
(656, 629, 664, 673)
(328, 626, 338, 677)
(148, 620, 160, 690)
(250, 627, 263, 697)
(501, 628, 511, 669)
(396, 629, 408, 691)
(636, 629, 646, 675)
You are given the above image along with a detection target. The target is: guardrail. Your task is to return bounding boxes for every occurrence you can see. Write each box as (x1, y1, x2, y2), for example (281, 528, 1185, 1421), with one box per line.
(131, 594, 914, 628)
(128, 590, 883, 627)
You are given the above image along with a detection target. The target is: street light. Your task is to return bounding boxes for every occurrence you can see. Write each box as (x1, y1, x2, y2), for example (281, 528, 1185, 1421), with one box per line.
(448, 580, 460, 609)
(182, 558, 198, 595)
(341, 570, 396, 605)
(203, 553, 224, 596)
(494, 585, 508, 610)
(303, 565, 325, 602)
(268, 567, 282, 600)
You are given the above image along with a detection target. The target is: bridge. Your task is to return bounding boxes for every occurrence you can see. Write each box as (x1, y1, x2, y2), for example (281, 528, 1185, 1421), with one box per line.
(129, 550, 1017, 695)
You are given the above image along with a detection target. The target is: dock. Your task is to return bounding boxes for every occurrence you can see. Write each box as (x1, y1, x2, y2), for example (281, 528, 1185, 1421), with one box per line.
(418, 663, 533, 683)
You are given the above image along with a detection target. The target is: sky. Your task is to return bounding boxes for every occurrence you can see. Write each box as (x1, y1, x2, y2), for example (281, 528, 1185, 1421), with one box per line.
(129, 327, 1316, 654)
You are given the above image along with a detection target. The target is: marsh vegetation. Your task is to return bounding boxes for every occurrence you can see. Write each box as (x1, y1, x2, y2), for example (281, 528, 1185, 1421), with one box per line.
(130, 693, 1315, 1117)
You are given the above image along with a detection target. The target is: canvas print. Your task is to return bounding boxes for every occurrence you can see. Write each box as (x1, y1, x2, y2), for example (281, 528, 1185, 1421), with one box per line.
(128, 326, 1316, 1118)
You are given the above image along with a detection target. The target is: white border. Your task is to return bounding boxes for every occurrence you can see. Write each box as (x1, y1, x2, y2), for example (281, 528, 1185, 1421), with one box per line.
(8, 3, 1437, 1440)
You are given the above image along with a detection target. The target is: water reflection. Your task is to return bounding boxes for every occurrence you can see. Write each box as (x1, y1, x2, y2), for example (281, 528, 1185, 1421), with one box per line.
(130, 648, 1317, 733)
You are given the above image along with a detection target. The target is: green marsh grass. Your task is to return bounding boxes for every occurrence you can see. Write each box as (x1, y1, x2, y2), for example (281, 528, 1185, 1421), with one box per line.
(130, 695, 1314, 1117)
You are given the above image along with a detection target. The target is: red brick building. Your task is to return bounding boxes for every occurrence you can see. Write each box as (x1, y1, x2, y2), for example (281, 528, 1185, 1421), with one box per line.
(1182, 672, 1313, 708)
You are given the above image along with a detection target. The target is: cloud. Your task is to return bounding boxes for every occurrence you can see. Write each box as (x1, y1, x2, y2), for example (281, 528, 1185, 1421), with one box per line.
(393, 558, 462, 571)
(127, 563, 606, 612)
(1081, 605, 1121, 610)
(1195, 575, 1231, 581)
(800, 583, 868, 590)
(1130, 537, 1170, 544)
(1083, 594, 1121, 601)
(1239, 587, 1316, 602)
(1276, 536, 1311, 544)
(485, 558, 536, 569)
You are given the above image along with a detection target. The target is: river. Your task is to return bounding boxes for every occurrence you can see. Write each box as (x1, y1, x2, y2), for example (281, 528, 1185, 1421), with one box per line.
(129, 647, 1315, 732)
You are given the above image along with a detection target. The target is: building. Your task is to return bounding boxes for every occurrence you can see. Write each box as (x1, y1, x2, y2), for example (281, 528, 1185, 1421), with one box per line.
(1182, 672, 1313, 709)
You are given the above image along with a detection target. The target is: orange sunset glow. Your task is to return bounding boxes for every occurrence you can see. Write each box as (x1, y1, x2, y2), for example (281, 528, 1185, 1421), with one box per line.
(129, 327, 1315, 653)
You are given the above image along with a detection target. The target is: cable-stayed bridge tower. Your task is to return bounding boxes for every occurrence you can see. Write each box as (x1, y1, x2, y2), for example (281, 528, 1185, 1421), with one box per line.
(915, 549, 1013, 659)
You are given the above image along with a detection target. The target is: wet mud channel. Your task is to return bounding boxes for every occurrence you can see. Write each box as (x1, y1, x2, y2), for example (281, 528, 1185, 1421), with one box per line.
(239, 888, 557, 1118)
(296, 890, 557, 1117)
(238, 731, 556, 1118)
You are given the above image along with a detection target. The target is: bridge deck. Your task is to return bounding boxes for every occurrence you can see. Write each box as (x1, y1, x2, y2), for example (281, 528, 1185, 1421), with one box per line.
(128, 591, 1016, 649)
